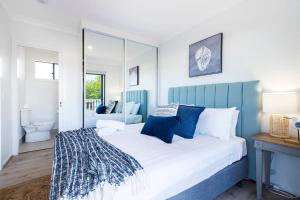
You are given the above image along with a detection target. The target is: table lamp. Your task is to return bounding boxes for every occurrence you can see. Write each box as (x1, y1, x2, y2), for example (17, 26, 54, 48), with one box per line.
(114, 96, 121, 101)
(262, 92, 298, 138)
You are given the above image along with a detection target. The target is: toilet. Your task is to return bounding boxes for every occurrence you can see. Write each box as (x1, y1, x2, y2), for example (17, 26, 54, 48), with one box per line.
(21, 108, 54, 143)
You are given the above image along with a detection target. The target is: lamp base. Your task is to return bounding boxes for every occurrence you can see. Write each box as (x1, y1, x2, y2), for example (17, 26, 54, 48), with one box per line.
(269, 114, 289, 138)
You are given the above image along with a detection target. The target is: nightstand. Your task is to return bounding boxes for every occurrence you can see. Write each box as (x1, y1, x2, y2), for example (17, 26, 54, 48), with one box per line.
(253, 133, 300, 200)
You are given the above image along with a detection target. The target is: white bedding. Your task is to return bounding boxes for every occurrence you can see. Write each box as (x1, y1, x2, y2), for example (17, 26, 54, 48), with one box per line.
(85, 112, 142, 127)
(89, 123, 247, 200)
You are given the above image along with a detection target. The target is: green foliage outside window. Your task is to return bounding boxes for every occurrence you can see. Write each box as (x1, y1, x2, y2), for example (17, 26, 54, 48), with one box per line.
(86, 76, 102, 99)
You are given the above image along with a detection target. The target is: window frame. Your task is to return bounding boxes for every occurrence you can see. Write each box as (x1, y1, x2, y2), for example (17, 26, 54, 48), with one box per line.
(34, 61, 59, 80)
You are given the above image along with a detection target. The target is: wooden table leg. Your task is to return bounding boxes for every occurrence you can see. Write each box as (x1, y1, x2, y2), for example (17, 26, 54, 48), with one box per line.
(264, 151, 272, 189)
(256, 149, 263, 200)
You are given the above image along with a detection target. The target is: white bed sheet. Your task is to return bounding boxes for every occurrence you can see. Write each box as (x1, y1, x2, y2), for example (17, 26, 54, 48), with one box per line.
(85, 112, 142, 127)
(93, 123, 247, 200)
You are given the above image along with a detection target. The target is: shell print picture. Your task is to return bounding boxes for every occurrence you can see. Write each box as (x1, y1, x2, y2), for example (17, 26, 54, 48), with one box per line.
(189, 33, 222, 77)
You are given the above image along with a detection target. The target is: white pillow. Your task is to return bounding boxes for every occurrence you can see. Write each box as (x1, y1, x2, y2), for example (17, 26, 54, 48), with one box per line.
(105, 100, 117, 114)
(195, 107, 236, 140)
(230, 110, 240, 137)
(124, 102, 135, 115)
(115, 102, 123, 113)
(130, 103, 140, 115)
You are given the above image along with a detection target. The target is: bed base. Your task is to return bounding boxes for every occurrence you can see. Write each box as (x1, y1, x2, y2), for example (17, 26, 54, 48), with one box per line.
(168, 156, 248, 200)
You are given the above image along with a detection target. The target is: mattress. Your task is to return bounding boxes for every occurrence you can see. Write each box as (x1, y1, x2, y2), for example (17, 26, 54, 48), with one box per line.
(92, 123, 247, 200)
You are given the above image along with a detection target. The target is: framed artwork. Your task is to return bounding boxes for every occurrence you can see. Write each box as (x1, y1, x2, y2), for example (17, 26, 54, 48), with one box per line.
(129, 66, 139, 86)
(189, 33, 223, 77)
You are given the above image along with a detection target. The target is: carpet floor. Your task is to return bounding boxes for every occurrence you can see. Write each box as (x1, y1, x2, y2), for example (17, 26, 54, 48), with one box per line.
(0, 176, 296, 200)
(0, 175, 50, 200)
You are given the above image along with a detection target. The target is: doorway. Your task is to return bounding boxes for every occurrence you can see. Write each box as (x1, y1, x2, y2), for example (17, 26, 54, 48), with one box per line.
(16, 46, 60, 153)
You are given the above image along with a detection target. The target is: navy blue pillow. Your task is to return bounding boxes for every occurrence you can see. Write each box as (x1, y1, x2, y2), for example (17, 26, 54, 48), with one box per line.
(174, 105, 205, 139)
(141, 115, 179, 143)
(96, 105, 106, 114)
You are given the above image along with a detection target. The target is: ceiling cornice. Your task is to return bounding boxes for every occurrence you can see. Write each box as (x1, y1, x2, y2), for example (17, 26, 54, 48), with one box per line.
(81, 20, 159, 47)
(11, 15, 80, 36)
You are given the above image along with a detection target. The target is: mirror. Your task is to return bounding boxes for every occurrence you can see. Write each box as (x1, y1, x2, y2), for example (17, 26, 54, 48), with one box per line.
(83, 30, 158, 128)
(83, 30, 125, 128)
(125, 40, 158, 124)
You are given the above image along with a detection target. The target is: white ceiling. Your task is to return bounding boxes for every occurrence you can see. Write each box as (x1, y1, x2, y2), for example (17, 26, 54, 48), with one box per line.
(1, 0, 243, 44)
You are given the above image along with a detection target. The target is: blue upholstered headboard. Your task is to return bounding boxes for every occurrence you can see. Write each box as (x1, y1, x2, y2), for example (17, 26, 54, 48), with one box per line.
(168, 81, 260, 180)
(126, 90, 148, 122)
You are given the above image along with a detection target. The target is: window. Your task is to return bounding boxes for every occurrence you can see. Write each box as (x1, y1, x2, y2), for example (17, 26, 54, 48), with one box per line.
(35, 61, 59, 80)
(85, 73, 105, 110)
(54, 63, 59, 80)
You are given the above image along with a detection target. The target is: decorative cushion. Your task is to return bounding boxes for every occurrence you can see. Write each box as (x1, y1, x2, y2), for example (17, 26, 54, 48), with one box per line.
(152, 103, 179, 116)
(174, 105, 205, 139)
(131, 103, 140, 115)
(141, 115, 179, 143)
(105, 100, 117, 114)
(195, 107, 236, 140)
(95, 105, 106, 114)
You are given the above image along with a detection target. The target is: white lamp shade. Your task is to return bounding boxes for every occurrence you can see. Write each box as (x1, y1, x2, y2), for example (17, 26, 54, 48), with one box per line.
(114, 96, 121, 101)
(263, 92, 298, 114)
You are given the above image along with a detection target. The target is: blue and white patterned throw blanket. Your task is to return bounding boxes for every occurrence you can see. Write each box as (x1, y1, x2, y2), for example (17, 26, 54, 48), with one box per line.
(50, 128, 143, 200)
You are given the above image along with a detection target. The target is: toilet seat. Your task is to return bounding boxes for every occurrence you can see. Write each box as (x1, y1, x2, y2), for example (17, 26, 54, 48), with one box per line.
(24, 121, 54, 142)
(33, 121, 53, 126)
(23, 122, 54, 142)
(25, 130, 51, 143)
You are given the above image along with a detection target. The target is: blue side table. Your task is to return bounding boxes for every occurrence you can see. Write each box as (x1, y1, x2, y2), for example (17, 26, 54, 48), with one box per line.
(254, 133, 300, 200)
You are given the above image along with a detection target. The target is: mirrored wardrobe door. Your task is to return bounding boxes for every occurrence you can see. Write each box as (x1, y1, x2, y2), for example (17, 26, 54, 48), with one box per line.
(83, 30, 125, 128)
(125, 40, 158, 124)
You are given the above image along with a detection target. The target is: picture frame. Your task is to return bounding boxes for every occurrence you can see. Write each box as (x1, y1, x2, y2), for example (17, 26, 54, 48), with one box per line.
(189, 33, 223, 77)
(129, 66, 139, 86)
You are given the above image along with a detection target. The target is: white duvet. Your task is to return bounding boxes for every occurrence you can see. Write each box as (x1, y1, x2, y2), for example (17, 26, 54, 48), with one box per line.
(85, 123, 247, 200)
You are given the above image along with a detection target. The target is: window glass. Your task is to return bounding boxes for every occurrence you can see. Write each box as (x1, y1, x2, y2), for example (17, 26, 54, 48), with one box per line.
(34, 62, 59, 80)
(85, 74, 105, 108)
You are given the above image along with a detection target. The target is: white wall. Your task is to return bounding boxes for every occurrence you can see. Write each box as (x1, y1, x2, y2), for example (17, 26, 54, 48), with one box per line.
(11, 20, 82, 154)
(24, 47, 59, 129)
(16, 46, 26, 140)
(159, 0, 300, 196)
(126, 48, 158, 115)
(0, 4, 12, 168)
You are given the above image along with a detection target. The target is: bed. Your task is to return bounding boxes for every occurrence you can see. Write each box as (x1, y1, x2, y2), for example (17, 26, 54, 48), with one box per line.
(112, 81, 260, 199)
(167, 81, 260, 180)
(52, 81, 260, 200)
(85, 113, 143, 127)
(126, 90, 148, 122)
(96, 123, 248, 200)
(85, 90, 148, 127)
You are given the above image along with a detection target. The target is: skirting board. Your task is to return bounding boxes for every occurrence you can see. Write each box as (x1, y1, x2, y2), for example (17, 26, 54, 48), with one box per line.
(168, 156, 248, 200)
(1, 155, 12, 170)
